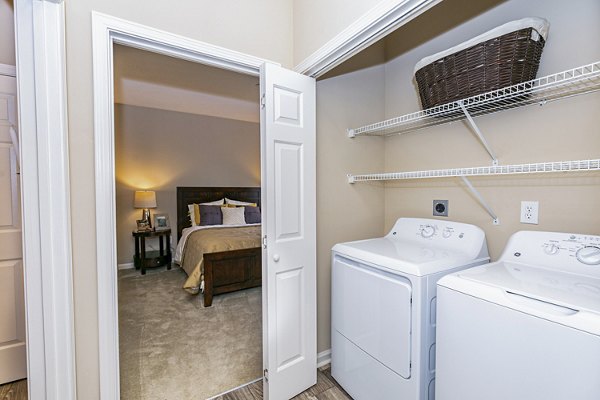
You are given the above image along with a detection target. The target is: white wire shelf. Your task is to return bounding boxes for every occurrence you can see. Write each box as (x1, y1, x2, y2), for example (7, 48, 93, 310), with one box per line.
(348, 159, 600, 183)
(348, 61, 600, 137)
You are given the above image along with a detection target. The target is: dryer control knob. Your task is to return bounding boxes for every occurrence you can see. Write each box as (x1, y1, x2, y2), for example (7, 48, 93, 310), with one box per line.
(543, 244, 559, 255)
(421, 225, 436, 238)
(576, 246, 600, 265)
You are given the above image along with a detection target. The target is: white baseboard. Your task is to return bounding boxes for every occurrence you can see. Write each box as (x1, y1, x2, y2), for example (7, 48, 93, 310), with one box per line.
(117, 262, 135, 270)
(317, 349, 331, 368)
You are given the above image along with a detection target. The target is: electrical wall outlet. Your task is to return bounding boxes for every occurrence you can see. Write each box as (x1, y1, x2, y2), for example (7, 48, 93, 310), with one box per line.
(433, 200, 449, 217)
(520, 201, 539, 224)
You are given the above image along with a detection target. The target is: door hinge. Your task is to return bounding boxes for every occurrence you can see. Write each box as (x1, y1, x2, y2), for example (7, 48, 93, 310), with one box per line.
(263, 368, 269, 381)
(260, 94, 266, 109)
(263, 235, 267, 249)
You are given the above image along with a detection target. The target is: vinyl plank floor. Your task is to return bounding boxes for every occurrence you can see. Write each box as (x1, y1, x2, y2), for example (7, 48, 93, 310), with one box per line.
(0, 379, 28, 400)
(216, 367, 352, 400)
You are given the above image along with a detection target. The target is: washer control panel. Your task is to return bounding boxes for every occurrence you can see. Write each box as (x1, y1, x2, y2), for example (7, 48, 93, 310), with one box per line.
(503, 231, 600, 275)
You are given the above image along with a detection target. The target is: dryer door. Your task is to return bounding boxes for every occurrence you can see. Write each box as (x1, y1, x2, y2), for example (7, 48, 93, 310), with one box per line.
(332, 254, 412, 378)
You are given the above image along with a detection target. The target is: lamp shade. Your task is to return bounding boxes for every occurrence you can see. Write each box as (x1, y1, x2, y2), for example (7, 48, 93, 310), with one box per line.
(134, 191, 157, 209)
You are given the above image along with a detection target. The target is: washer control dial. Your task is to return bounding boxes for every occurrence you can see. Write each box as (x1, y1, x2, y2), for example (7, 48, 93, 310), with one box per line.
(576, 246, 600, 265)
(442, 228, 453, 238)
(420, 225, 436, 238)
(543, 243, 560, 255)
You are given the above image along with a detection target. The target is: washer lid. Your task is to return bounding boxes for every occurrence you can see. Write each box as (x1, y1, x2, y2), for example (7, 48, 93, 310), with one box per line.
(439, 261, 600, 335)
(332, 237, 486, 276)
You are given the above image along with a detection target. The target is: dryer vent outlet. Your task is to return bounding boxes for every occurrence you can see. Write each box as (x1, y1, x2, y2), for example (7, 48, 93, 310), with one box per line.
(433, 200, 449, 217)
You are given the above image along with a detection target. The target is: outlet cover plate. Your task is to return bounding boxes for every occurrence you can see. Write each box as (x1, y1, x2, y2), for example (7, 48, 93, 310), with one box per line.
(433, 200, 449, 217)
(520, 201, 539, 224)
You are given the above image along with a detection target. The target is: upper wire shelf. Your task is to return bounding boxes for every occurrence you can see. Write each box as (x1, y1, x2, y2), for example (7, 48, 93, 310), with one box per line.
(348, 61, 600, 138)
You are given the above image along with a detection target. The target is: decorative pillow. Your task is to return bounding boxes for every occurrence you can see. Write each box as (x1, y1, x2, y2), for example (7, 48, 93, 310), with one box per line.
(221, 206, 246, 225)
(188, 199, 225, 225)
(244, 206, 261, 224)
(225, 197, 257, 206)
(199, 205, 223, 226)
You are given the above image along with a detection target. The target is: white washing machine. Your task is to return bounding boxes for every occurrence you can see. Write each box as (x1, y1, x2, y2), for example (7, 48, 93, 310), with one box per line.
(436, 230, 600, 400)
(331, 218, 489, 400)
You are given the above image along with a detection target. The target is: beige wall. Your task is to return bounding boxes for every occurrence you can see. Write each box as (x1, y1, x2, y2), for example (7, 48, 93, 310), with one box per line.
(383, 0, 600, 258)
(114, 104, 260, 265)
(0, 0, 14, 66)
(293, 0, 383, 65)
(64, 1, 292, 397)
(315, 43, 387, 351)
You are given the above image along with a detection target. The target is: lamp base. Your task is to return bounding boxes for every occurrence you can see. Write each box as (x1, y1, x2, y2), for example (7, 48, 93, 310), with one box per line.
(142, 209, 152, 228)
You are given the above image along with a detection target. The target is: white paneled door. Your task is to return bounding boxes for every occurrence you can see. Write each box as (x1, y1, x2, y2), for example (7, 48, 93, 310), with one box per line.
(261, 63, 316, 400)
(0, 73, 26, 385)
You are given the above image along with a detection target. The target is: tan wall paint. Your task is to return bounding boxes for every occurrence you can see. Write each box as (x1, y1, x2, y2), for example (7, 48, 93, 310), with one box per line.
(0, 0, 14, 66)
(65, 1, 292, 397)
(114, 104, 260, 265)
(316, 50, 386, 351)
(383, 0, 600, 258)
(293, 0, 383, 65)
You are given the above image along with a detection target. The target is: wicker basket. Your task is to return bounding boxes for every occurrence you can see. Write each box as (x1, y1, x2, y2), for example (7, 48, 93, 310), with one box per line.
(415, 26, 546, 110)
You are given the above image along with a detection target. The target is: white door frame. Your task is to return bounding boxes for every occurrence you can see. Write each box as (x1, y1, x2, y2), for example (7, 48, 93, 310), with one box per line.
(14, 1, 76, 399)
(91, 12, 275, 399)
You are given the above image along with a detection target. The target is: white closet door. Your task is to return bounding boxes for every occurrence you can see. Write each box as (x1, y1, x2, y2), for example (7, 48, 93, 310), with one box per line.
(261, 62, 316, 400)
(0, 74, 26, 385)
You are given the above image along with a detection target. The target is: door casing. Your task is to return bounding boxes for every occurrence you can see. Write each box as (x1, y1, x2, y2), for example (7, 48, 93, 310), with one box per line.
(91, 12, 274, 399)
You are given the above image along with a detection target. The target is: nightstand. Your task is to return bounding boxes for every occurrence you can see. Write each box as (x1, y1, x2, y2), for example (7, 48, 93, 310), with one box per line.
(132, 229, 172, 275)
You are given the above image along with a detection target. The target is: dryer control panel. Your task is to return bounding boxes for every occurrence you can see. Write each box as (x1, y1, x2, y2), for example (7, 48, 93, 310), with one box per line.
(501, 231, 600, 276)
(385, 218, 489, 261)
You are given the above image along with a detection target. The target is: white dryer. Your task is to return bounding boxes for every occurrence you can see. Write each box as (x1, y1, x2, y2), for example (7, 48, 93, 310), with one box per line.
(331, 218, 489, 400)
(436, 231, 600, 400)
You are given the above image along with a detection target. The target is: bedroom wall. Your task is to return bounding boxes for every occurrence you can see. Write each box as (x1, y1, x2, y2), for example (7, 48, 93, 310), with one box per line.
(383, 0, 600, 259)
(0, 0, 14, 66)
(315, 42, 387, 352)
(114, 104, 260, 266)
(64, 1, 292, 397)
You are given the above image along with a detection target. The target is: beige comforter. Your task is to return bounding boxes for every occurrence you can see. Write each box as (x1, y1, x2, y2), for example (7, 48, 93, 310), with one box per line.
(180, 225, 261, 294)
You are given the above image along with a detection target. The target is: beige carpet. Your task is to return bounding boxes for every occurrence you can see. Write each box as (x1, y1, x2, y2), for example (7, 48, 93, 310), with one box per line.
(118, 267, 262, 400)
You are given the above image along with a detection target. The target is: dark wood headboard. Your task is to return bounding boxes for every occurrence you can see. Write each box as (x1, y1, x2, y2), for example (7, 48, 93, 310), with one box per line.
(176, 186, 261, 240)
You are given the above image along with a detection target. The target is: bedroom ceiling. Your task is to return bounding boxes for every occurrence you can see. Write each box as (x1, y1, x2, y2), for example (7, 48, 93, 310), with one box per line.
(113, 45, 260, 123)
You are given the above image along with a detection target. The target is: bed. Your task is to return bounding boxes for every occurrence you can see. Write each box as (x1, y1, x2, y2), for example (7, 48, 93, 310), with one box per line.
(175, 186, 262, 307)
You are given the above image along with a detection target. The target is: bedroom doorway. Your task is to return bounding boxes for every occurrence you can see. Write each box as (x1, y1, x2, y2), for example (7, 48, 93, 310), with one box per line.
(96, 14, 317, 399)
(113, 45, 265, 399)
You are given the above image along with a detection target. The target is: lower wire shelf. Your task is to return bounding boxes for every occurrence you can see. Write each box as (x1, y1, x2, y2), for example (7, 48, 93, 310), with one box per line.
(348, 159, 600, 183)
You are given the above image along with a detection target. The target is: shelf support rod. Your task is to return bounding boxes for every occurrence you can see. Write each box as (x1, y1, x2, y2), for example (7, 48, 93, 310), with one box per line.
(459, 101, 498, 165)
(460, 176, 499, 225)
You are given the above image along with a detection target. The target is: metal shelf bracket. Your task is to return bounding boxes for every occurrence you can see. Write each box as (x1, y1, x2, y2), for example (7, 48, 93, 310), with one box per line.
(347, 128, 356, 138)
(458, 101, 498, 165)
(347, 174, 356, 184)
(460, 176, 500, 225)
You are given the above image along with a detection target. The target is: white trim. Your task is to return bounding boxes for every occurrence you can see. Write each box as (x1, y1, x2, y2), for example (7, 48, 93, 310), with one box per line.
(14, 0, 76, 399)
(0, 63, 16, 77)
(316, 349, 332, 368)
(92, 13, 274, 399)
(117, 262, 135, 270)
(294, 0, 442, 78)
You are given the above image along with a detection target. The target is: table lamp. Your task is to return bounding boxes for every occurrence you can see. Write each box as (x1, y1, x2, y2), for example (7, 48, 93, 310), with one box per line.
(134, 190, 157, 228)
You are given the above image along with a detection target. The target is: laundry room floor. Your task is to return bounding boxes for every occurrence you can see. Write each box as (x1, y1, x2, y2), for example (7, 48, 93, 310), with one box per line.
(214, 365, 352, 400)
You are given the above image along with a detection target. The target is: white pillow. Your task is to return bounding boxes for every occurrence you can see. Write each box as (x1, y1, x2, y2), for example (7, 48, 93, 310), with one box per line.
(188, 204, 197, 226)
(202, 199, 225, 205)
(225, 197, 256, 206)
(221, 206, 246, 225)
